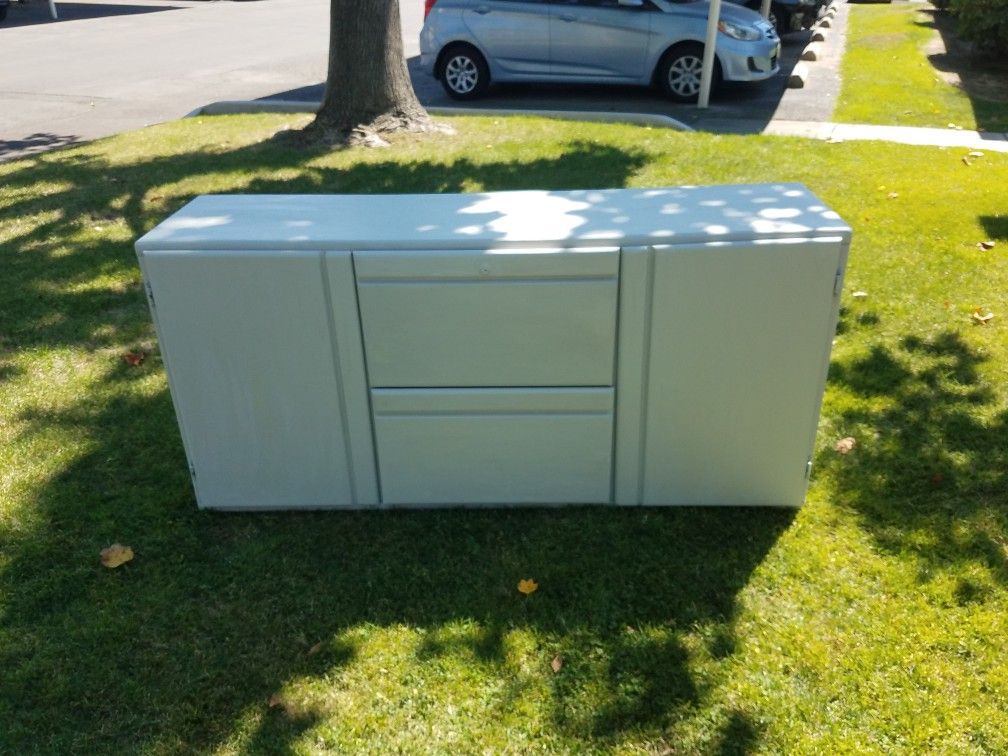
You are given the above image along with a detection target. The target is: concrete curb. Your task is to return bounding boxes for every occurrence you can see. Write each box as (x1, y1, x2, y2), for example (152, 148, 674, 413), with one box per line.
(787, 63, 810, 88)
(811, 27, 828, 42)
(800, 42, 823, 61)
(186, 99, 695, 132)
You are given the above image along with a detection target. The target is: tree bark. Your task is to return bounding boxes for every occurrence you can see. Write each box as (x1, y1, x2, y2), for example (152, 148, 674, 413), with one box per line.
(310, 0, 435, 143)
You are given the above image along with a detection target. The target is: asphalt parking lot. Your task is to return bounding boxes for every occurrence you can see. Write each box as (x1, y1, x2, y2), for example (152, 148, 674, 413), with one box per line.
(1, 0, 842, 161)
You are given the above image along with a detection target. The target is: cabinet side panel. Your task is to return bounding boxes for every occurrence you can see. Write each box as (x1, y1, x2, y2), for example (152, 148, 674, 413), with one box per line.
(643, 240, 842, 507)
(142, 251, 354, 509)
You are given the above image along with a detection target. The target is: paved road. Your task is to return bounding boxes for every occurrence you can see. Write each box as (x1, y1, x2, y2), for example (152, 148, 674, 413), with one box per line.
(0, 0, 332, 159)
(1, 0, 837, 161)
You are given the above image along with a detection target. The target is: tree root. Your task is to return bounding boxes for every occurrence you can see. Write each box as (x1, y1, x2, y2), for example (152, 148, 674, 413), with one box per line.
(275, 108, 455, 149)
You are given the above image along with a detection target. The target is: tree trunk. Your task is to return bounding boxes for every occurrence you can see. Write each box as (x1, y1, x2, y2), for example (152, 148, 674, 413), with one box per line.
(311, 0, 434, 142)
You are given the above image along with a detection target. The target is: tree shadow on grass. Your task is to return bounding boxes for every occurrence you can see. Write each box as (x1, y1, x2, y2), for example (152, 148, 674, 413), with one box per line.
(979, 215, 1008, 243)
(823, 328, 1008, 593)
(0, 132, 790, 753)
(914, 9, 1008, 133)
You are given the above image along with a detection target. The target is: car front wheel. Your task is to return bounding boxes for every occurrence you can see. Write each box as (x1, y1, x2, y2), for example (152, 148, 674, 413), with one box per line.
(657, 44, 721, 103)
(438, 45, 490, 100)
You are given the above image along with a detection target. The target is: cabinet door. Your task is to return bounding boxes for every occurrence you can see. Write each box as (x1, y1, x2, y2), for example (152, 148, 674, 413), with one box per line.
(372, 388, 614, 505)
(641, 239, 844, 507)
(140, 250, 375, 510)
(354, 249, 618, 388)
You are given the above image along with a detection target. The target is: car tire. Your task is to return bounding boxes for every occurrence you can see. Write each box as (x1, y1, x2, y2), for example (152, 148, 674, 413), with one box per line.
(438, 44, 490, 101)
(657, 43, 720, 103)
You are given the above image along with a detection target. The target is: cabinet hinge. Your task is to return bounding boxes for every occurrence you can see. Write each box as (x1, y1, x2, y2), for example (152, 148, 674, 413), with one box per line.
(833, 270, 843, 297)
(145, 280, 156, 308)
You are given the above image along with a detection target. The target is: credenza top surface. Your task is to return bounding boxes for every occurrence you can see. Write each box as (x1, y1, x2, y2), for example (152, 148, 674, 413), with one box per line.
(136, 184, 850, 253)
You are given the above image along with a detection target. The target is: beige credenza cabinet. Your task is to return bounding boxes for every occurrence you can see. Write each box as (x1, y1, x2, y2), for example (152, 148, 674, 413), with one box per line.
(135, 185, 850, 510)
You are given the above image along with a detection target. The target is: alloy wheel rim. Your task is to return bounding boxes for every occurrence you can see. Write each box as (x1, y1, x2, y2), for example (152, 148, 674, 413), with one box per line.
(668, 54, 704, 97)
(446, 56, 478, 94)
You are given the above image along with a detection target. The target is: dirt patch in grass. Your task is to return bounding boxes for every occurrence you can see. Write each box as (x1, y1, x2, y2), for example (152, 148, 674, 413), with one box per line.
(923, 9, 1008, 103)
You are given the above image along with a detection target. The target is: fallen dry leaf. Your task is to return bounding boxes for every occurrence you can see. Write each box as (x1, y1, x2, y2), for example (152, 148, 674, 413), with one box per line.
(835, 437, 856, 455)
(887, 192, 899, 199)
(307, 642, 323, 656)
(972, 308, 994, 325)
(268, 693, 285, 709)
(99, 543, 134, 569)
(962, 157, 972, 166)
(517, 578, 539, 595)
(968, 150, 984, 158)
(122, 351, 146, 366)
(551, 655, 563, 674)
(852, 291, 868, 299)
(977, 240, 996, 251)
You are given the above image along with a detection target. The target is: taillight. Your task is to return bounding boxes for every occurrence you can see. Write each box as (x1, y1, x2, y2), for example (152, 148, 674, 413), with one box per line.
(424, 0, 437, 19)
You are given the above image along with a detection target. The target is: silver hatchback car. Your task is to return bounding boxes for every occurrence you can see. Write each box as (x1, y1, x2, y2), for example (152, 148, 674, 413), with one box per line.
(420, 0, 780, 102)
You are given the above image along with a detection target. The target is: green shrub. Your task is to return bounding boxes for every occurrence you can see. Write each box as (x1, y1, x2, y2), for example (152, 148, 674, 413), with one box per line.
(951, 0, 1008, 54)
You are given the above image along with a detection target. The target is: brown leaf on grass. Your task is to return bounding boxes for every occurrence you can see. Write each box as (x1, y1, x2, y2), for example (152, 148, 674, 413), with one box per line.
(972, 308, 994, 325)
(122, 351, 146, 366)
(268, 693, 285, 709)
(962, 157, 972, 166)
(551, 655, 563, 674)
(307, 642, 323, 656)
(517, 578, 539, 595)
(835, 437, 856, 455)
(977, 240, 996, 251)
(99, 543, 134, 568)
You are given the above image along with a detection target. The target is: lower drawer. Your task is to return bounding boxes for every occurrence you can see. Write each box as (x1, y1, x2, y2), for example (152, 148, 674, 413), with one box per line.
(371, 388, 614, 505)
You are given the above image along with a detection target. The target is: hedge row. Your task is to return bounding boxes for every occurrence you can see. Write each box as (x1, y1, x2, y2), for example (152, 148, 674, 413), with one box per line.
(951, 0, 1008, 55)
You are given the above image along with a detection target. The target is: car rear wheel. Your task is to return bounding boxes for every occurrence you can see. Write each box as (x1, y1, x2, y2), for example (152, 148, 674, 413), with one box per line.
(657, 44, 720, 103)
(438, 44, 490, 100)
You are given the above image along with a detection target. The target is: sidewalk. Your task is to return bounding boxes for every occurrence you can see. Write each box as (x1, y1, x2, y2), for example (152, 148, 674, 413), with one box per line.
(691, 114, 1008, 152)
(766, 120, 1008, 152)
(192, 99, 1008, 154)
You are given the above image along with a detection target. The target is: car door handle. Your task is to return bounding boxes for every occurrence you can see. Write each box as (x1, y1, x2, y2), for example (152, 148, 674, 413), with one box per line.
(558, 13, 576, 21)
(473, 5, 490, 13)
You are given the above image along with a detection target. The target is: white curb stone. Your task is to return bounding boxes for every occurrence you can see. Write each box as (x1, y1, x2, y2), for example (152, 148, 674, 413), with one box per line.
(787, 64, 810, 88)
(800, 42, 823, 61)
(818, 16, 832, 28)
(811, 27, 828, 42)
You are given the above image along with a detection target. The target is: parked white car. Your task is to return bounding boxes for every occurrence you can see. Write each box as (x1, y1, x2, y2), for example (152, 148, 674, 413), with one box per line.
(421, 0, 780, 102)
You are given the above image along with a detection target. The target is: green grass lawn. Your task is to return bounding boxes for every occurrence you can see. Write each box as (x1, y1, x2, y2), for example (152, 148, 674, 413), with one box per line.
(835, 2, 1008, 131)
(2, 115, 1007, 754)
